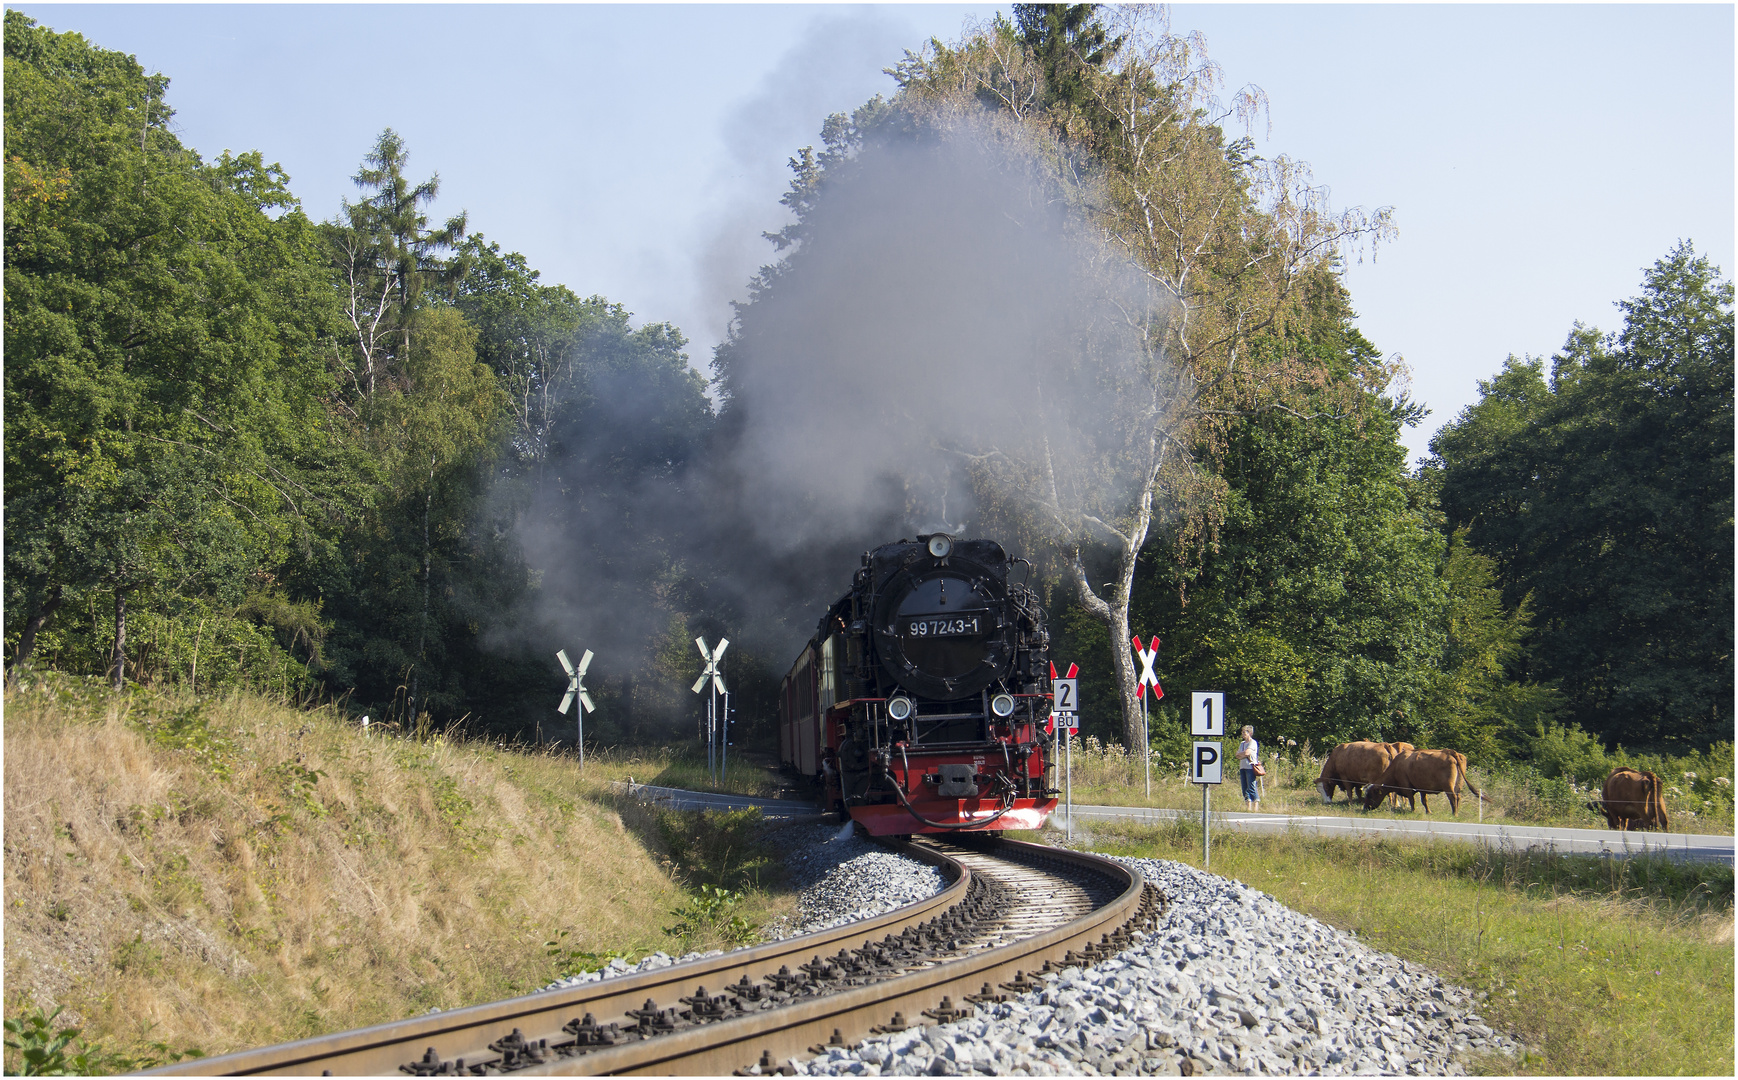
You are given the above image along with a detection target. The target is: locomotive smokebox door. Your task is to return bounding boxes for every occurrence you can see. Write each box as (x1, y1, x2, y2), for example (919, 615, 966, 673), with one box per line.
(937, 763, 978, 798)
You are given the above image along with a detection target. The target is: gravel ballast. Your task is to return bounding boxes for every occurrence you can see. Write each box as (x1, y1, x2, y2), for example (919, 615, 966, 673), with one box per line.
(544, 822, 1520, 1074)
(540, 820, 945, 992)
(777, 853, 1521, 1076)
(765, 822, 949, 939)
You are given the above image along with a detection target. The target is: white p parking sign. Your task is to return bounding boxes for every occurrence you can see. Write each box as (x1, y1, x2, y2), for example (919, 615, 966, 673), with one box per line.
(1191, 740, 1223, 785)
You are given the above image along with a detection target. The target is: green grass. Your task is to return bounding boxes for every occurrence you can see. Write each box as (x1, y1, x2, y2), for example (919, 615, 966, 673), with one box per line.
(580, 743, 792, 800)
(1077, 818, 1734, 1076)
(1059, 736, 1737, 834)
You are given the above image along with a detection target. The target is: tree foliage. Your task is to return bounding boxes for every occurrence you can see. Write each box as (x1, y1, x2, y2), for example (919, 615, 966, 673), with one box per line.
(3, 11, 348, 687)
(1135, 380, 1446, 750)
(453, 236, 591, 470)
(1429, 244, 1733, 751)
(328, 129, 469, 407)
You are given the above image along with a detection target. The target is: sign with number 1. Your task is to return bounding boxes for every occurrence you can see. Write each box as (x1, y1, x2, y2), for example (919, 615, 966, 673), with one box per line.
(1190, 692, 1225, 736)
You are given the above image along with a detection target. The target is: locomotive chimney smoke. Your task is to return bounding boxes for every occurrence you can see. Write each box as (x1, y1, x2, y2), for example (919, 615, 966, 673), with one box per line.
(488, 15, 958, 727)
(688, 10, 917, 359)
(491, 99, 1179, 738)
(699, 109, 1178, 642)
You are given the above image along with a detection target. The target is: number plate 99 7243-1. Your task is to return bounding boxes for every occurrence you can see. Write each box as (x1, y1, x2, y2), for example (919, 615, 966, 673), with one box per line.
(905, 615, 981, 637)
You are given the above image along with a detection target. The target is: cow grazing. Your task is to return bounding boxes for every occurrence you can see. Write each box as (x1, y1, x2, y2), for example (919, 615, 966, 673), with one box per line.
(1317, 741, 1399, 803)
(1598, 768, 1670, 832)
(1377, 743, 1417, 807)
(1361, 749, 1482, 815)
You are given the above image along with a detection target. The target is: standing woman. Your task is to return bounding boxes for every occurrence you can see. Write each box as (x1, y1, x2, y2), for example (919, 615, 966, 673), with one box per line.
(1236, 725, 1261, 812)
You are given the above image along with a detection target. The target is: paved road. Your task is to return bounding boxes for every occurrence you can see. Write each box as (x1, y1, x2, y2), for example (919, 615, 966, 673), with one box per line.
(610, 783, 1735, 865)
(610, 781, 824, 819)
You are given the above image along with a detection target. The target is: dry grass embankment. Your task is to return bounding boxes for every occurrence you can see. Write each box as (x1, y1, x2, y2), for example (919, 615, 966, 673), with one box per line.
(2, 676, 790, 1071)
(1074, 817, 1734, 1076)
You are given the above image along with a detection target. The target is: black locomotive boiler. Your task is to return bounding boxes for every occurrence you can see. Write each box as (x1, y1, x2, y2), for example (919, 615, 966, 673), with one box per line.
(779, 534, 1059, 836)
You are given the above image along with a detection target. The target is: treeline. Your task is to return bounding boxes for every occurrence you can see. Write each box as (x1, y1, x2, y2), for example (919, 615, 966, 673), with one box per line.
(3, 11, 723, 739)
(4, 8, 1730, 765)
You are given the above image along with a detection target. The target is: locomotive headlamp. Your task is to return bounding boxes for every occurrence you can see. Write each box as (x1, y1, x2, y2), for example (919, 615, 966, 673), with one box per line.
(927, 534, 953, 559)
(887, 695, 915, 721)
(990, 692, 1016, 718)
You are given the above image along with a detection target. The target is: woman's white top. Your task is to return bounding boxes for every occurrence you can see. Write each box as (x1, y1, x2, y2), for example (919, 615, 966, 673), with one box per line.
(1239, 738, 1259, 767)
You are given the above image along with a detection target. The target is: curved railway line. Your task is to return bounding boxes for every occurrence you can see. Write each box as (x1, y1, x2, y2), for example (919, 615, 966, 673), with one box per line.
(145, 837, 1165, 1077)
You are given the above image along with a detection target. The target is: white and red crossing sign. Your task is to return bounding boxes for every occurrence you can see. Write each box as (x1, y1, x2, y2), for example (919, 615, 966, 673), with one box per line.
(1132, 635, 1164, 700)
(1047, 661, 1079, 735)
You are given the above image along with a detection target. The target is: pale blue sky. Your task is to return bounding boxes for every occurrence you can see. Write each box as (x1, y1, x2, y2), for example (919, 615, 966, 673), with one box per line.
(11, 3, 1733, 463)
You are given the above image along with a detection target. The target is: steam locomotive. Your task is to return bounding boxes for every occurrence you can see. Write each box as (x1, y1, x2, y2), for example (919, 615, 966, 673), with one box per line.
(779, 534, 1059, 836)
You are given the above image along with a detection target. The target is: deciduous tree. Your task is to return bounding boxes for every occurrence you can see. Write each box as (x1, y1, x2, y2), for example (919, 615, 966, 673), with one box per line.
(1430, 244, 1733, 751)
(4, 12, 346, 686)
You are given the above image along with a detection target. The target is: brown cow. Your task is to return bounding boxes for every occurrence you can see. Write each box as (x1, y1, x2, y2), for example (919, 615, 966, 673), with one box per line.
(1378, 743, 1416, 807)
(1599, 768, 1670, 832)
(1362, 749, 1482, 815)
(1317, 741, 1399, 803)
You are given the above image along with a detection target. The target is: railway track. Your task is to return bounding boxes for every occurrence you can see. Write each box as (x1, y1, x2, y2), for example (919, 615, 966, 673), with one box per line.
(144, 836, 1164, 1077)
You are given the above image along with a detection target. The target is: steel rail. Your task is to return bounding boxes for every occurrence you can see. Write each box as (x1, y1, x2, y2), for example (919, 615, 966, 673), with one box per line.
(142, 839, 1157, 1077)
(140, 842, 963, 1077)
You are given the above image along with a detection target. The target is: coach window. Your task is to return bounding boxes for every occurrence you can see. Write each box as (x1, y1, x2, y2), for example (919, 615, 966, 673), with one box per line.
(820, 635, 839, 712)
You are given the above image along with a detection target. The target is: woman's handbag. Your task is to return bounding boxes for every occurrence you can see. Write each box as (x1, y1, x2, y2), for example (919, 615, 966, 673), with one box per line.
(1252, 763, 1267, 777)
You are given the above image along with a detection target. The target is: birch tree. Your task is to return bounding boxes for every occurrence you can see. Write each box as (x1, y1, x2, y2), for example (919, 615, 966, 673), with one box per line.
(893, 7, 1398, 747)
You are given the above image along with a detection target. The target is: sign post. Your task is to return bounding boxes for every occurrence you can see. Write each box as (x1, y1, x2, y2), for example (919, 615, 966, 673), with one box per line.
(556, 649, 596, 769)
(1190, 691, 1226, 869)
(1049, 662, 1078, 840)
(693, 638, 729, 784)
(1133, 636, 1163, 799)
